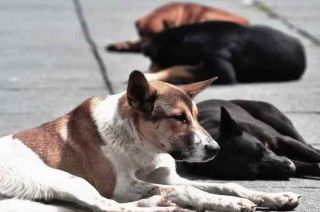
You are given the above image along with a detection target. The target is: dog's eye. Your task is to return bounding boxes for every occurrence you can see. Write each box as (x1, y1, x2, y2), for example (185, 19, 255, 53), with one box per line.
(172, 114, 188, 124)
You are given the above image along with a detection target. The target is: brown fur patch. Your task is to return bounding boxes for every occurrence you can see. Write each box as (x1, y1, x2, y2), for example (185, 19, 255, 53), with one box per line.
(13, 96, 116, 198)
(137, 2, 249, 38)
(119, 80, 199, 153)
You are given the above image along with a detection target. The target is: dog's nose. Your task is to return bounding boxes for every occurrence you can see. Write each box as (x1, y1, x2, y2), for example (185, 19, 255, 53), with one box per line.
(204, 144, 220, 157)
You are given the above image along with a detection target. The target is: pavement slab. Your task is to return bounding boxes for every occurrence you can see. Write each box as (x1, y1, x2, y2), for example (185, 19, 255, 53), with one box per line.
(0, 0, 107, 135)
(259, 0, 320, 41)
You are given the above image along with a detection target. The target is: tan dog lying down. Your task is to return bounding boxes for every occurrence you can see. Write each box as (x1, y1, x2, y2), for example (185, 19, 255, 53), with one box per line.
(0, 71, 299, 211)
(107, 2, 249, 52)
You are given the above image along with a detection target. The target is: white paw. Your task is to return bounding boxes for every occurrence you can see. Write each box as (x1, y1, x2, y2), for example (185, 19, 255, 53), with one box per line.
(126, 206, 187, 212)
(211, 196, 256, 212)
(256, 192, 300, 210)
(226, 198, 256, 212)
(87, 196, 124, 212)
(137, 195, 177, 207)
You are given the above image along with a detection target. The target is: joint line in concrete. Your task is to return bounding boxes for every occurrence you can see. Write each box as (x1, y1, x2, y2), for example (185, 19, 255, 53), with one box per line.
(72, 0, 114, 94)
(255, 1, 320, 46)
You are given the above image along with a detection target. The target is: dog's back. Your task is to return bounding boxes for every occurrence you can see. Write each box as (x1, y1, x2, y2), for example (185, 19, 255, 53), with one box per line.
(144, 21, 306, 83)
(136, 2, 249, 38)
(231, 100, 306, 141)
(235, 25, 306, 82)
(144, 22, 245, 65)
(197, 99, 279, 138)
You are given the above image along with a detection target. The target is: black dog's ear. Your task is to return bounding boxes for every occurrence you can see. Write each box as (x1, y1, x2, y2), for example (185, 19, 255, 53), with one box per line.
(127, 70, 156, 113)
(220, 107, 243, 137)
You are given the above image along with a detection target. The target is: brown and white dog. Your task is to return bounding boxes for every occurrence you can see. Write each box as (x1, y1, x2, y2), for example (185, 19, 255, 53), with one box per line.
(107, 2, 249, 52)
(0, 71, 300, 212)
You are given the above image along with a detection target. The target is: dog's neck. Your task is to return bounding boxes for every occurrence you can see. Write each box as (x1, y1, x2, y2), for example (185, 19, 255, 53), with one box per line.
(92, 92, 165, 169)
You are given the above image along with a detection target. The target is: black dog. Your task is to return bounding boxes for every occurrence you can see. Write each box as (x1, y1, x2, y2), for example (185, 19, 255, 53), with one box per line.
(142, 21, 306, 84)
(179, 100, 320, 180)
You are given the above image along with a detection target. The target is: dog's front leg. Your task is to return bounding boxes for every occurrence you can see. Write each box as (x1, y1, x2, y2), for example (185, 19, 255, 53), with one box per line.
(167, 172, 300, 210)
(144, 65, 200, 83)
(123, 180, 256, 212)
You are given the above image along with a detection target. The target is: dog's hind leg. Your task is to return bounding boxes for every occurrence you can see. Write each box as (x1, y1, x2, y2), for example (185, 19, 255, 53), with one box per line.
(292, 160, 320, 177)
(0, 136, 180, 212)
(0, 136, 123, 211)
(144, 65, 201, 83)
(0, 199, 181, 212)
(202, 56, 237, 84)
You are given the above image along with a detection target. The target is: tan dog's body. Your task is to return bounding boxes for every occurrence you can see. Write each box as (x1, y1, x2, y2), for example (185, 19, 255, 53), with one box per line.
(136, 2, 249, 37)
(107, 2, 249, 52)
(0, 71, 299, 212)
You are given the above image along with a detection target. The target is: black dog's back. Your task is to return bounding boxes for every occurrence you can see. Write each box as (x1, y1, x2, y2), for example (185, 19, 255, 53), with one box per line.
(236, 26, 306, 82)
(231, 100, 306, 142)
(144, 21, 306, 84)
(197, 99, 280, 139)
(144, 22, 246, 68)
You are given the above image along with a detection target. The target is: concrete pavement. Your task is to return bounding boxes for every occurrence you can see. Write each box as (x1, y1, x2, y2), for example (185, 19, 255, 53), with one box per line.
(0, 0, 108, 134)
(0, 0, 319, 211)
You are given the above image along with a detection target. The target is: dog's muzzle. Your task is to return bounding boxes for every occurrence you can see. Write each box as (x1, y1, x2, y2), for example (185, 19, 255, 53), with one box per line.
(194, 130, 220, 162)
(203, 143, 220, 161)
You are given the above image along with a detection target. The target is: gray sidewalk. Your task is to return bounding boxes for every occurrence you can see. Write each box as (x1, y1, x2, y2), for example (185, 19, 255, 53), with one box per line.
(0, 0, 108, 134)
(0, 0, 319, 211)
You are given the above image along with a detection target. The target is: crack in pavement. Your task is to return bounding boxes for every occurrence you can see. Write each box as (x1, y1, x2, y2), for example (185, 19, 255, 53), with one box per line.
(72, 0, 114, 94)
(254, 1, 320, 46)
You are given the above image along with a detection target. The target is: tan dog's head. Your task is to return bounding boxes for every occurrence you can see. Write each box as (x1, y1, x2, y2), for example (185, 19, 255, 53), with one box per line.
(124, 71, 220, 162)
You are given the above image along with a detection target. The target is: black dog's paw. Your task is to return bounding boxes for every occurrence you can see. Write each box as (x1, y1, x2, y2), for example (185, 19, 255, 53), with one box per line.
(105, 43, 127, 52)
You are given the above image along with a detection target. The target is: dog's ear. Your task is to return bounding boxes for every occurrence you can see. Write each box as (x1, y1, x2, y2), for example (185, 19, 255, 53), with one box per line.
(127, 70, 157, 113)
(220, 107, 243, 137)
(179, 77, 217, 98)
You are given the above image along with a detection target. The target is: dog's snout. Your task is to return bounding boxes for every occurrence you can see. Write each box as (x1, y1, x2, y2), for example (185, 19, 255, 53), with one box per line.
(204, 143, 220, 157)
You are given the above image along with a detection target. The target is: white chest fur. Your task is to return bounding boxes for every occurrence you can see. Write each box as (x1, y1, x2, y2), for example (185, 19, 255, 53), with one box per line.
(91, 93, 177, 201)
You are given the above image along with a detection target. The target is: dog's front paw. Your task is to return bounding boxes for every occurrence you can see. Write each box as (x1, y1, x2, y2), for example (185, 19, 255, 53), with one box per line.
(137, 195, 177, 207)
(256, 192, 300, 210)
(87, 196, 125, 212)
(217, 197, 256, 212)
